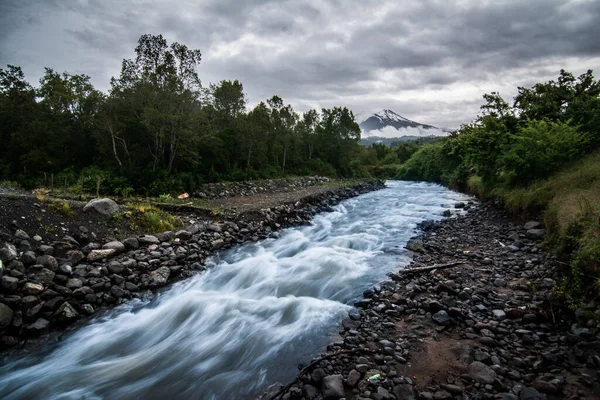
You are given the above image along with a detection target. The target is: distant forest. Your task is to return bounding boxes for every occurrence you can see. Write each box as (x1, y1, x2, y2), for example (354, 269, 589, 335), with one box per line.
(1, 34, 398, 196)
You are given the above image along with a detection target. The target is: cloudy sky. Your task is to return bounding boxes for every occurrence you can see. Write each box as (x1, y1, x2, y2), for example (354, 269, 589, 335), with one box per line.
(1, 0, 599, 129)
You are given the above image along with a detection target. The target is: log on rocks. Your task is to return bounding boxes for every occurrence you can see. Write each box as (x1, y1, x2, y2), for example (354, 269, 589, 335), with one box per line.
(398, 261, 466, 275)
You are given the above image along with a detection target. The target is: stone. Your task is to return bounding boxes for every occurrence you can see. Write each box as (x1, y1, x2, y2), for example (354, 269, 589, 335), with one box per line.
(33, 268, 55, 284)
(432, 310, 451, 326)
(123, 237, 139, 250)
(26, 318, 49, 334)
(2, 275, 19, 292)
(321, 375, 344, 399)
(302, 384, 318, 399)
(311, 368, 326, 383)
(87, 249, 116, 261)
(526, 229, 545, 240)
(492, 309, 506, 320)
(174, 230, 192, 240)
(468, 361, 497, 384)
(103, 241, 125, 253)
(110, 285, 126, 298)
(83, 198, 119, 217)
(0, 242, 17, 263)
(455, 202, 466, 208)
(14, 229, 30, 240)
(138, 235, 160, 245)
(66, 250, 85, 265)
(523, 221, 541, 230)
(347, 369, 361, 387)
(21, 251, 37, 266)
(519, 387, 544, 400)
(66, 278, 83, 289)
(53, 302, 79, 322)
(493, 278, 507, 287)
(211, 239, 224, 250)
(406, 239, 425, 253)
(0, 303, 13, 329)
(107, 261, 124, 274)
(56, 264, 73, 277)
(36, 255, 58, 271)
(22, 282, 44, 295)
(149, 267, 170, 287)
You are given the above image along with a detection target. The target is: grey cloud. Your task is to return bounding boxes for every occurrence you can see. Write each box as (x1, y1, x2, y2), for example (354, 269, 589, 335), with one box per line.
(1, 0, 599, 129)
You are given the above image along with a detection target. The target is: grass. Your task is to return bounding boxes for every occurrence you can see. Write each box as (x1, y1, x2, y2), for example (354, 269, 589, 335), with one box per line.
(497, 150, 600, 302)
(125, 203, 183, 233)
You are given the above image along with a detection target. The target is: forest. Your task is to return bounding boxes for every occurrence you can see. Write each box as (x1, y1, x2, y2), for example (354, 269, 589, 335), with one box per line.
(0, 34, 374, 196)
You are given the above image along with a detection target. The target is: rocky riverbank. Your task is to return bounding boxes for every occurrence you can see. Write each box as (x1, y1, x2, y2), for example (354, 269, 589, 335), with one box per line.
(265, 202, 600, 400)
(0, 179, 384, 353)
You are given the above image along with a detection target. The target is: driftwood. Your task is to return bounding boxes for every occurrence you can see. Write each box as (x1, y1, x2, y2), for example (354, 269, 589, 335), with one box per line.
(398, 261, 466, 275)
(268, 348, 372, 400)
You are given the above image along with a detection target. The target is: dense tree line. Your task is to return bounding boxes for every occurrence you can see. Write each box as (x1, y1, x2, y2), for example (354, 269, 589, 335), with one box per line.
(0, 34, 365, 195)
(396, 69, 600, 191)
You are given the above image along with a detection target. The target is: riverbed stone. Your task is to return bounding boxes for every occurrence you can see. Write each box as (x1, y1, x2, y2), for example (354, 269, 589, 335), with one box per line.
(321, 375, 344, 399)
(432, 310, 451, 326)
(102, 241, 125, 253)
(0, 303, 13, 329)
(87, 249, 116, 261)
(149, 267, 170, 287)
(468, 361, 497, 384)
(0, 242, 17, 263)
(22, 282, 44, 295)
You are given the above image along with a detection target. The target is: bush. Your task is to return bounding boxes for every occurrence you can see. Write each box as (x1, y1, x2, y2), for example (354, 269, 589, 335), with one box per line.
(497, 120, 587, 187)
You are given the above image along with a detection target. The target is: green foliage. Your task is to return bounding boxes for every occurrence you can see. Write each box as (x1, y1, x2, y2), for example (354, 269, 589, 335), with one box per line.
(0, 34, 367, 195)
(126, 203, 182, 233)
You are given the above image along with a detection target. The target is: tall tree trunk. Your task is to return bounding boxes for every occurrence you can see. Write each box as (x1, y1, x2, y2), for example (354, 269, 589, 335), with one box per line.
(282, 144, 287, 175)
(247, 144, 253, 169)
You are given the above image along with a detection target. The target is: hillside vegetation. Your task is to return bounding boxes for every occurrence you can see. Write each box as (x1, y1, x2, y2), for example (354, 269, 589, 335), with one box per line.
(396, 70, 600, 303)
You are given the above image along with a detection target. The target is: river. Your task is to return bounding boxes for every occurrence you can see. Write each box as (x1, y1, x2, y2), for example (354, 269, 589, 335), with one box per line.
(0, 181, 470, 400)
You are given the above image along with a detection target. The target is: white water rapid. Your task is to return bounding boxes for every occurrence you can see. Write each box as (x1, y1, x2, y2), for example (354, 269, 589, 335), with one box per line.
(0, 181, 470, 400)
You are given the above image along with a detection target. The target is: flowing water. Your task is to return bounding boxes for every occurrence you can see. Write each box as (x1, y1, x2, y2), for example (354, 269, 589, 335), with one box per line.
(0, 181, 470, 400)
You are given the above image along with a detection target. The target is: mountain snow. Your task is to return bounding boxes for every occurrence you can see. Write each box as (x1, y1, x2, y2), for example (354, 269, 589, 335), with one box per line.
(359, 109, 450, 139)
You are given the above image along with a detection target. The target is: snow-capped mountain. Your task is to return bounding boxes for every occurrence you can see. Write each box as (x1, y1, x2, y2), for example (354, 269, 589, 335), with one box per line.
(359, 109, 450, 140)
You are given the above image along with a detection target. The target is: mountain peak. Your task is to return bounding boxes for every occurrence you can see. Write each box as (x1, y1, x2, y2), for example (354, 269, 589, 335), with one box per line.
(359, 109, 449, 141)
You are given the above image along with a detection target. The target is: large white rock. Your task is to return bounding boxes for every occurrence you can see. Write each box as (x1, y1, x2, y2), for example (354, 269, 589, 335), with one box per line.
(83, 198, 120, 217)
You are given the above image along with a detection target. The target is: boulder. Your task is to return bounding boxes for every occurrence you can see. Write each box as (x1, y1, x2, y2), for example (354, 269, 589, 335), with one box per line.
(1, 275, 19, 292)
(123, 237, 139, 250)
(468, 361, 497, 384)
(14, 229, 30, 240)
(432, 310, 451, 326)
(149, 266, 170, 287)
(138, 235, 160, 245)
(52, 302, 79, 322)
(36, 255, 58, 271)
(83, 198, 119, 217)
(66, 250, 85, 265)
(406, 239, 425, 253)
(87, 249, 116, 261)
(174, 230, 192, 240)
(524, 221, 542, 230)
(0, 242, 17, 263)
(33, 268, 55, 284)
(321, 375, 345, 399)
(22, 282, 44, 295)
(0, 303, 13, 329)
(26, 318, 49, 335)
(103, 241, 125, 254)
